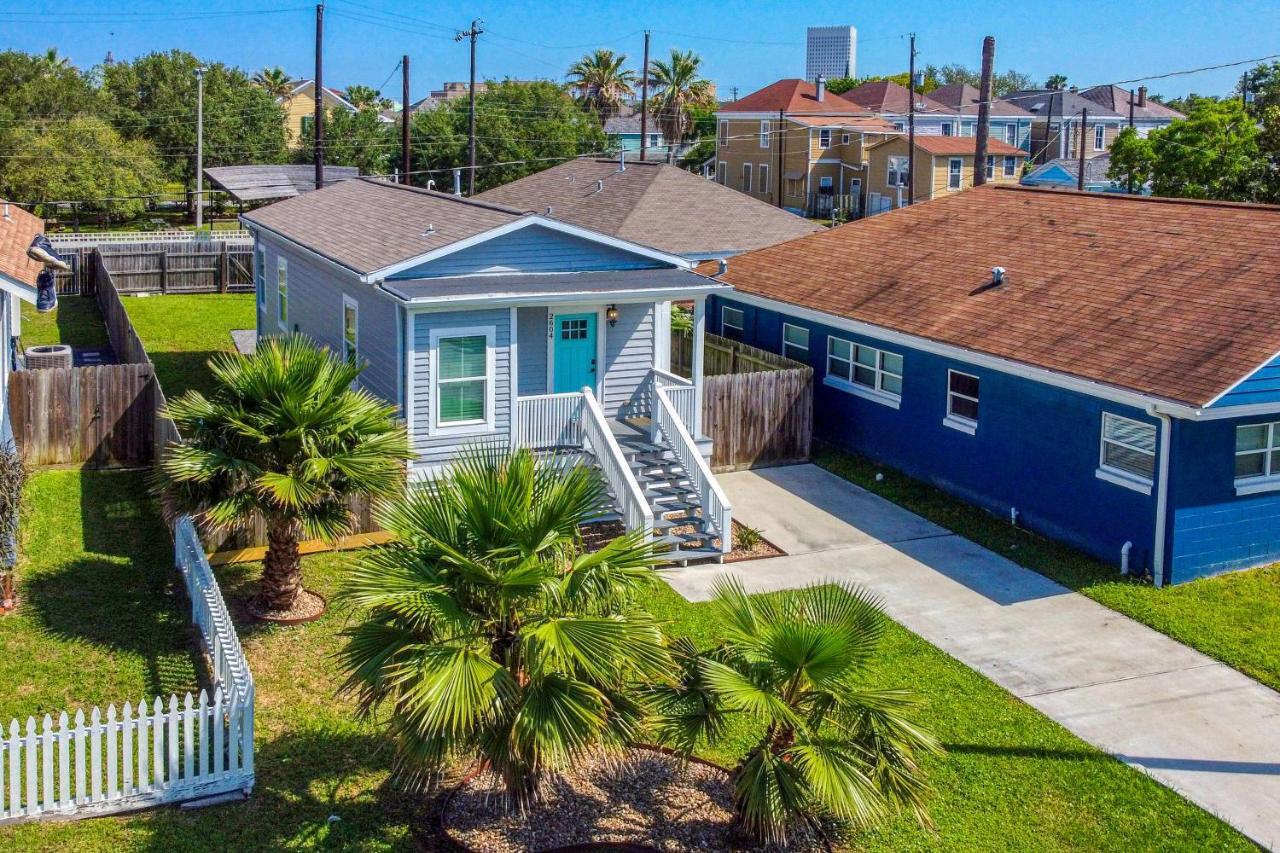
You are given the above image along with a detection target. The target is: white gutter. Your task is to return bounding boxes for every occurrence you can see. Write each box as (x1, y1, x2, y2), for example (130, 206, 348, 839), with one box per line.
(1147, 404, 1173, 588)
(379, 283, 730, 308)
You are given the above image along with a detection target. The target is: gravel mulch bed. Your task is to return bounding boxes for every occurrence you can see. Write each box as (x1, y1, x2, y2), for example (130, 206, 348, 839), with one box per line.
(725, 521, 786, 563)
(247, 588, 327, 624)
(443, 748, 823, 852)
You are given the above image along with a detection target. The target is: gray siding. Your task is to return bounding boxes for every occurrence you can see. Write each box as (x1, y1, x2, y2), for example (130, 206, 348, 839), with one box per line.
(411, 307, 512, 467)
(516, 306, 548, 396)
(388, 224, 664, 279)
(256, 236, 402, 409)
(602, 302, 655, 418)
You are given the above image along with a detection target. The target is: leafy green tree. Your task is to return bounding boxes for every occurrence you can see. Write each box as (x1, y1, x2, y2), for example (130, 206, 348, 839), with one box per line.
(919, 64, 1032, 96)
(651, 578, 940, 846)
(315, 105, 394, 175)
(0, 50, 100, 141)
(1256, 106, 1280, 203)
(1148, 96, 1259, 200)
(1107, 126, 1156, 192)
(1242, 61, 1280, 115)
(336, 445, 670, 805)
(103, 50, 288, 186)
(159, 335, 410, 615)
(344, 84, 392, 110)
(0, 115, 163, 220)
(566, 49, 636, 124)
(409, 80, 604, 192)
(650, 49, 715, 144)
(252, 66, 293, 99)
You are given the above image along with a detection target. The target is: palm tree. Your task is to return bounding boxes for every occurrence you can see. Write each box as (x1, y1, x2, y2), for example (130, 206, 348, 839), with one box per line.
(566, 49, 637, 124)
(39, 48, 70, 76)
(336, 444, 670, 806)
(651, 578, 940, 846)
(158, 335, 410, 616)
(649, 48, 714, 145)
(253, 66, 293, 99)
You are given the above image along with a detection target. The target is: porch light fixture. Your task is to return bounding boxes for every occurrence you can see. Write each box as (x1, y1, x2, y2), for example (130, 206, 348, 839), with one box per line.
(606, 304, 619, 327)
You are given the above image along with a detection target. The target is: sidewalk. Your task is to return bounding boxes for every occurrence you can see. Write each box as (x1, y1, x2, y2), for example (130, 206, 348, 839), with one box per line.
(666, 464, 1280, 850)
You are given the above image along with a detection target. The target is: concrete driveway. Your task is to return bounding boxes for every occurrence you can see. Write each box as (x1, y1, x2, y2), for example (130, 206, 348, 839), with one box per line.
(666, 464, 1280, 849)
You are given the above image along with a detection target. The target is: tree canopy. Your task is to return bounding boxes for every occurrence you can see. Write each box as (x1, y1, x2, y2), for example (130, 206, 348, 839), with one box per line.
(315, 105, 395, 175)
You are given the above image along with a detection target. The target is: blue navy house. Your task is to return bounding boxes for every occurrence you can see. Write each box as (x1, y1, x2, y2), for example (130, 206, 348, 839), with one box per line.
(702, 184, 1280, 586)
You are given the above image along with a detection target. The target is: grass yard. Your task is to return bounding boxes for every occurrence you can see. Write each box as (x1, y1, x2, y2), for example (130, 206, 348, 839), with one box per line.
(122, 293, 256, 399)
(815, 446, 1280, 694)
(18, 296, 111, 350)
(0, 485, 1248, 850)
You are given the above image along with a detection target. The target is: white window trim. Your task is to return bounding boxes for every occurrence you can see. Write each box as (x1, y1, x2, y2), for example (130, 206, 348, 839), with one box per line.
(947, 158, 963, 190)
(1094, 123, 1106, 151)
(818, 128, 832, 149)
(758, 163, 769, 195)
(254, 245, 265, 306)
(1096, 412, 1156, 494)
(1003, 155, 1017, 177)
(985, 155, 995, 180)
(717, 161, 727, 184)
(719, 120, 728, 146)
(944, 370, 979, 435)
(781, 322, 809, 361)
(887, 156, 908, 188)
(341, 294, 359, 367)
(1234, 421, 1280, 495)
(841, 132, 851, 145)
(742, 162, 752, 193)
(722, 305, 744, 337)
(824, 336, 902, 409)
(941, 122, 954, 136)
(276, 256, 288, 331)
(759, 119, 770, 148)
(1004, 124, 1017, 145)
(428, 325, 496, 437)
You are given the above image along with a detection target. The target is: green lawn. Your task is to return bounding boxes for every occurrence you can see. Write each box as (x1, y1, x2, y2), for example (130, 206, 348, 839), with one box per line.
(815, 446, 1280, 694)
(122, 293, 256, 399)
(18, 297, 111, 350)
(0, 477, 1249, 850)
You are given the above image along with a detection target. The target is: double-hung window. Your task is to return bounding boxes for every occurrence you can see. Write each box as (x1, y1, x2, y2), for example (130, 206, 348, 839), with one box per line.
(782, 323, 809, 361)
(1098, 412, 1157, 492)
(826, 336, 902, 406)
(758, 164, 769, 194)
(742, 163, 752, 193)
(1004, 123, 1017, 145)
(759, 120, 770, 147)
(718, 120, 728, 146)
(1235, 422, 1280, 494)
(717, 161, 727, 184)
(431, 327, 494, 433)
(841, 133, 851, 145)
(948, 158, 963, 190)
(985, 155, 995, 180)
(721, 306, 745, 341)
(254, 244, 265, 307)
(1003, 155, 1017, 177)
(941, 122, 954, 136)
(818, 128, 832, 149)
(1094, 123, 1106, 151)
(944, 370, 979, 433)
(276, 257, 289, 330)
(887, 156, 909, 188)
(341, 296, 358, 367)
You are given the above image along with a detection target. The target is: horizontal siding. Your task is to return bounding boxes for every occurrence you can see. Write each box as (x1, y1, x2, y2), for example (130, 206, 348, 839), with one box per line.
(389, 224, 665, 279)
(602, 302, 655, 418)
(517, 306, 548, 396)
(1210, 354, 1280, 408)
(411, 307, 511, 467)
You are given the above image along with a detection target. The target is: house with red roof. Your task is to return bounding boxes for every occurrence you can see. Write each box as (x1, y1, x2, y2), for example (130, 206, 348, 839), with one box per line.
(713, 78, 899, 218)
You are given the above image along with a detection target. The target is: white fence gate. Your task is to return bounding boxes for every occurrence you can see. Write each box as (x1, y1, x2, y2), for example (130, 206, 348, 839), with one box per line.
(0, 517, 254, 824)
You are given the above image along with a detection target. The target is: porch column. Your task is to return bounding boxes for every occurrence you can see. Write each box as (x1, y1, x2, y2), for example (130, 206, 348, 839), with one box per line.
(692, 296, 705, 438)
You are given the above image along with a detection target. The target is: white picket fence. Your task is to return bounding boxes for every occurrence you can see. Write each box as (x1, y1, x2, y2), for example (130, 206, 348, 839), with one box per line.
(48, 229, 253, 247)
(0, 516, 254, 824)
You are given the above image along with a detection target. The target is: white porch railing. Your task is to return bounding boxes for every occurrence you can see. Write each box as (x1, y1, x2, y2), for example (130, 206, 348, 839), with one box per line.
(581, 388, 654, 539)
(513, 392, 585, 449)
(650, 368, 698, 437)
(653, 383, 733, 553)
(0, 518, 253, 824)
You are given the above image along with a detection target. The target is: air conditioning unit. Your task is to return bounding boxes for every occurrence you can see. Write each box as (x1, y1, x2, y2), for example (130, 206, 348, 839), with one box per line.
(24, 344, 72, 370)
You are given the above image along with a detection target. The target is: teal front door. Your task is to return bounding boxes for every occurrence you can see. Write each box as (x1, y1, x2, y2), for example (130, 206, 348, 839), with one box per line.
(552, 312, 597, 393)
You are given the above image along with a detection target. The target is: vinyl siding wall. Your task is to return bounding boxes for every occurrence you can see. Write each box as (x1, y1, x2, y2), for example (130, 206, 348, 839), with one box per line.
(516, 306, 548, 396)
(600, 302, 655, 418)
(388, 225, 665, 279)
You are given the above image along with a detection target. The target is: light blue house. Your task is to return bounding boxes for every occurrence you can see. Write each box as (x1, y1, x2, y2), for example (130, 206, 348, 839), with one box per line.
(1021, 154, 1137, 194)
(705, 184, 1280, 586)
(604, 114, 667, 154)
(242, 177, 733, 561)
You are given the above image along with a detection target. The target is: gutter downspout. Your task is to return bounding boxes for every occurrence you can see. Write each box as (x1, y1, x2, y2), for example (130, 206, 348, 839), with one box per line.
(1147, 404, 1173, 588)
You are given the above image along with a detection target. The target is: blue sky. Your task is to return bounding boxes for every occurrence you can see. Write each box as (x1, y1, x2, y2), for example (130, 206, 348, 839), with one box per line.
(4, 1, 1278, 101)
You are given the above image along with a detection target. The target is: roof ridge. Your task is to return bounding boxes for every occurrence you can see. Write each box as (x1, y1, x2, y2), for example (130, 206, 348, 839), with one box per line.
(355, 176, 532, 215)
(990, 184, 1280, 213)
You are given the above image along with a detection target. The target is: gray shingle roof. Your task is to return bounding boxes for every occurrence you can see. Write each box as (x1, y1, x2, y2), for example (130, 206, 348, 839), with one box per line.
(241, 178, 527, 275)
(1003, 89, 1125, 119)
(928, 83, 1033, 117)
(1078, 85, 1185, 121)
(476, 158, 822, 257)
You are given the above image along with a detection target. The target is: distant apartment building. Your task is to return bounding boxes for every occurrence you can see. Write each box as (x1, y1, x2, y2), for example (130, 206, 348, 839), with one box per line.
(1003, 85, 1183, 164)
(840, 80, 1033, 153)
(806, 26, 857, 80)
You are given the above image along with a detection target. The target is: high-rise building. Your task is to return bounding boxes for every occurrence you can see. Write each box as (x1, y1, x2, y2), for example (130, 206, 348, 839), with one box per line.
(806, 25, 857, 80)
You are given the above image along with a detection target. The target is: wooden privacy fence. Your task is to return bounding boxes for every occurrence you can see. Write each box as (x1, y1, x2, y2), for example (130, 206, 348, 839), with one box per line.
(98, 241, 254, 295)
(0, 518, 254, 824)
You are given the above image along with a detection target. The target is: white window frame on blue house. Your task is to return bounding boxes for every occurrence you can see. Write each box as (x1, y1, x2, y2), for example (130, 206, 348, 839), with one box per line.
(782, 323, 809, 361)
(1004, 123, 1017, 145)
(428, 325, 496, 437)
(826, 336, 902, 408)
(341, 295, 359, 367)
(722, 305, 745, 340)
(254, 245, 265, 307)
(941, 122, 955, 136)
(944, 369, 979, 435)
(1097, 412, 1156, 494)
(277, 256, 289, 331)
(1234, 421, 1280, 495)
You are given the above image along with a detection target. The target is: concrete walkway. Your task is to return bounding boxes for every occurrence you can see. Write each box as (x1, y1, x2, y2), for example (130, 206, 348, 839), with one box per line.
(667, 464, 1280, 849)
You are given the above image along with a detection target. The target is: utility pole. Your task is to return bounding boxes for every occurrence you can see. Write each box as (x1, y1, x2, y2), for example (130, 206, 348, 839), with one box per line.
(1077, 107, 1088, 191)
(731, 86, 738, 101)
(314, 3, 325, 190)
(195, 65, 205, 228)
(639, 31, 651, 162)
(906, 33, 916, 205)
(776, 107, 785, 208)
(456, 19, 484, 195)
(973, 36, 994, 187)
(1241, 72, 1248, 108)
(401, 55, 411, 185)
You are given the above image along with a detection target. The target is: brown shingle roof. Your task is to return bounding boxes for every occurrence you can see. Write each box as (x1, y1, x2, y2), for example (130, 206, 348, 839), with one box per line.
(928, 83, 1034, 117)
(697, 185, 1280, 407)
(0, 202, 43, 288)
(476, 159, 822, 256)
(719, 79, 869, 114)
(242, 178, 525, 274)
(1078, 85, 1185, 121)
(840, 80, 953, 116)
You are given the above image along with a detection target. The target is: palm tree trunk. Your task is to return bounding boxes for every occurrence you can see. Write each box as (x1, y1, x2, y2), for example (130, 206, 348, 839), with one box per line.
(260, 518, 303, 611)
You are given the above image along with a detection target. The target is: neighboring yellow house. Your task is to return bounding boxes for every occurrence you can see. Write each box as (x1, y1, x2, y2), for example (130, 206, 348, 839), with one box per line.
(864, 135, 1028, 213)
(714, 78, 898, 217)
(278, 79, 360, 148)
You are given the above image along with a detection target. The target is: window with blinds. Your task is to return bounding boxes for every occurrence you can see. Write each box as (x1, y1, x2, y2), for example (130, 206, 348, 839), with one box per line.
(1100, 413, 1156, 481)
(436, 334, 488, 425)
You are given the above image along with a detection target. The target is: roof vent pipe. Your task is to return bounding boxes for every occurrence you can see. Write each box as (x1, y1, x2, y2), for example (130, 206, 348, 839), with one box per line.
(452, 168, 462, 196)
(619, 149, 626, 171)
(815, 75, 826, 102)
(425, 179, 436, 191)
(991, 266, 1006, 286)
(595, 179, 604, 192)
(545, 206, 553, 216)
(1137, 86, 1147, 108)
(1, 203, 9, 221)
(717, 258, 728, 276)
